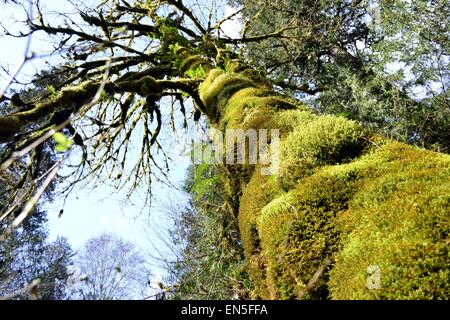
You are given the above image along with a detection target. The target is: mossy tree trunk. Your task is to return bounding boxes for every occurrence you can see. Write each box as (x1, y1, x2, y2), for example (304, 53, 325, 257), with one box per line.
(180, 49, 450, 300)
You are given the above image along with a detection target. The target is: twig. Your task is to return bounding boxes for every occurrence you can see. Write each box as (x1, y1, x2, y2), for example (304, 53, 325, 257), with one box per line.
(210, 7, 244, 31)
(0, 157, 63, 243)
(297, 256, 332, 300)
(361, 136, 382, 149)
(0, 0, 34, 101)
(0, 60, 112, 237)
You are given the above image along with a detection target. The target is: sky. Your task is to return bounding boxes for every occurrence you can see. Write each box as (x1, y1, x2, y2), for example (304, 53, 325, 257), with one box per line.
(0, 0, 242, 290)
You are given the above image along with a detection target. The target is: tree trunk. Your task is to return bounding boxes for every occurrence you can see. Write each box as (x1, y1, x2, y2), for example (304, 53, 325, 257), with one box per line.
(182, 51, 450, 300)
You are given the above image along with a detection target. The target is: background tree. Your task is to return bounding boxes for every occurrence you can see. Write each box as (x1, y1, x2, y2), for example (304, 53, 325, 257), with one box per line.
(70, 232, 149, 300)
(0, 209, 73, 300)
(229, 0, 449, 151)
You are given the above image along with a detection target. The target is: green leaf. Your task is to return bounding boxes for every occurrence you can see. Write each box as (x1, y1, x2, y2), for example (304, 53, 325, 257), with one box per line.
(54, 144, 69, 152)
(53, 132, 73, 152)
(337, 111, 352, 118)
(48, 85, 56, 96)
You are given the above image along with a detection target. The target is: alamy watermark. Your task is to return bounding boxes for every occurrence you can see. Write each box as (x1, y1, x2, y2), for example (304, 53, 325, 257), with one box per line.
(190, 128, 280, 176)
(366, 265, 381, 290)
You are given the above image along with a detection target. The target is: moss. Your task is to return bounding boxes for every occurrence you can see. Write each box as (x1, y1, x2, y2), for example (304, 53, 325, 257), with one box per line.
(329, 144, 450, 299)
(238, 167, 282, 299)
(1, 81, 99, 138)
(138, 76, 161, 95)
(278, 114, 368, 190)
(199, 67, 302, 124)
(199, 72, 257, 119)
(225, 59, 243, 73)
(179, 55, 205, 74)
(215, 82, 259, 120)
(273, 109, 316, 136)
(196, 62, 450, 300)
(239, 68, 272, 88)
(200, 68, 224, 89)
(256, 166, 361, 299)
(220, 163, 250, 216)
(220, 87, 267, 129)
(238, 133, 450, 300)
(221, 88, 303, 130)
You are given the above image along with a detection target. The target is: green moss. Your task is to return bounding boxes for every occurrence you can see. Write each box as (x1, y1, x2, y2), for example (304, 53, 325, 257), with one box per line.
(199, 72, 257, 119)
(200, 68, 224, 88)
(220, 87, 267, 129)
(256, 140, 449, 299)
(238, 167, 282, 299)
(273, 109, 316, 135)
(196, 63, 450, 300)
(221, 89, 303, 130)
(329, 144, 450, 299)
(256, 165, 361, 299)
(225, 59, 242, 73)
(239, 68, 272, 88)
(179, 55, 205, 75)
(199, 67, 303, 124)
(220, 163, 251, 216)
(139, 76, 161, 95)
(278, 115, 368, 190)
(215, 82, 259, 119)
(5, 81, 98, 134)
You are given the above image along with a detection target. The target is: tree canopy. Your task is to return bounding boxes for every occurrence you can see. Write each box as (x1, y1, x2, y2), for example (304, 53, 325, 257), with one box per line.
(232, 0, 449, 151)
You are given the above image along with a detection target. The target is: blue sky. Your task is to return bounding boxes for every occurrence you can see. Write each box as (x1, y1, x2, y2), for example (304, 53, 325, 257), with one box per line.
(0, 0, 241, 289)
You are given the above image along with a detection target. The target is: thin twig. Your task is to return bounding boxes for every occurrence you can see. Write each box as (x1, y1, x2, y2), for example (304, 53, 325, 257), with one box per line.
(0, 1, 34, 101)
(0, 59, 112, 237)
(297, 256, 332, 300)
(0, 157, 63, 243)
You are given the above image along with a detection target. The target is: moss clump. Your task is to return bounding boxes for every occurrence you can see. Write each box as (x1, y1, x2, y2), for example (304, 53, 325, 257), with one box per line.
(273, 109, 316, 136)
(278, 115, 368, 190)
(0, 116, 21, 140)
(329, 143, 450, 299)
(138, 76, 161, 96)
(241, 139, 450, 300)
(200, 67, 303, 125)
(179, 55, 205, 75)
(221, 88, 304, 131)
(220, 87, 268, 129)
(239, 68, 272, 88)
(220, 163, 253, 217)
(1, 81, 99, 138)
(197, 63, 450, 300)
(225, 59, 244, 73)
(238, 168, 282, 299)
(199, 71, 257, 120)
(257, 166, 360, 299)
(199, 68, 224, 88)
